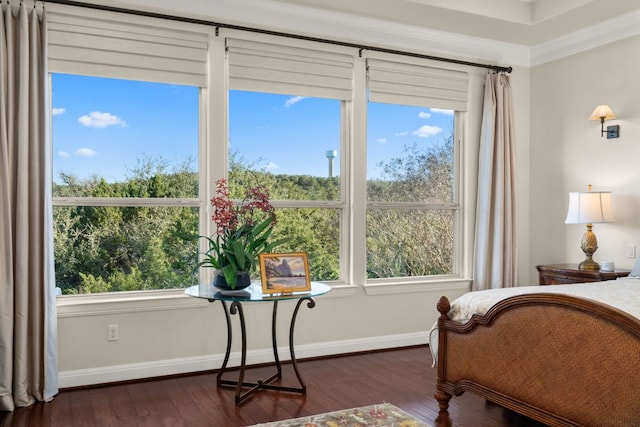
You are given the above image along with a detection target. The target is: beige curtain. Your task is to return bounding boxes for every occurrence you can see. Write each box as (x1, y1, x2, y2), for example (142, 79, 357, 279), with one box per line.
(0, 1, 58, 411)
(473, 72, 517, 291)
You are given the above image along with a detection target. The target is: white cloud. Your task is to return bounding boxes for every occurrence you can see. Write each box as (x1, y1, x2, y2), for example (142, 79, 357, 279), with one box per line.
(58, 151, 70, 158)
(418, 111, 431, 119)
(395, 131, 409, 137)
(52, 108, 66, 116)
(75, 148, 97, 157)
(376, 137, 388, 144)
(78, 111, 127, 128)
(284, 96, 305, 108)
(263, 161, 278, 171)
(431, 108, 454, 116)
(413, 125, 442, 137)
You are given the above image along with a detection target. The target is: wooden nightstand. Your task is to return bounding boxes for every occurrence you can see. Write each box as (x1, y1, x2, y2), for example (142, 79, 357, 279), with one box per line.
(536, 263, 630, 285)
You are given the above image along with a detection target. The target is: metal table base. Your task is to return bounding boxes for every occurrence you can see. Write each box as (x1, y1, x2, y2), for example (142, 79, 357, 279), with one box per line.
(215, 297, 316, 405)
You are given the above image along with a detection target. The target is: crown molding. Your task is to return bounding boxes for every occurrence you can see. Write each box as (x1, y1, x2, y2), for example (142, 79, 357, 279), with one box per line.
(531, 8, 640, 66)
(231, 0, 640, 69)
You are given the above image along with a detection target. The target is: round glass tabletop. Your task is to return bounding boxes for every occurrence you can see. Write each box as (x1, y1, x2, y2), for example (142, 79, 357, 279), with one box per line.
(185, 280, 331, 302)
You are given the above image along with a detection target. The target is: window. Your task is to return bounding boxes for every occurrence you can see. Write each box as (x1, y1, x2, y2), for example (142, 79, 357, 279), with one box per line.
(47, 4, 473, 294)
(365, 57, 467, 281)
(366, 102, 457, 279)
(47, 4, 210, 294)
(228, 90, 344, 281)
(225, 36, 354, 284)
(51, 75, 200, 294)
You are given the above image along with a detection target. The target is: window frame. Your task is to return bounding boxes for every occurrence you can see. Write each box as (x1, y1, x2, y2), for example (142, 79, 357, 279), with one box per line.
(224, 91, 350, 287)
(364, 107, 463, 283)
(224, 31, 356, 286)
(48, 13, 477, 303)
(49, 74, 204, 294)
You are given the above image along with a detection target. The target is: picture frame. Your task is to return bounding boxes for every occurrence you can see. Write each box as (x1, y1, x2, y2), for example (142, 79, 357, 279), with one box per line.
(259, 252, 311, 294)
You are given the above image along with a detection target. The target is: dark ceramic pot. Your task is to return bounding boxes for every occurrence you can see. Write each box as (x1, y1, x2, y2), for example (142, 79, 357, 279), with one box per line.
(213, 271, 251, 290)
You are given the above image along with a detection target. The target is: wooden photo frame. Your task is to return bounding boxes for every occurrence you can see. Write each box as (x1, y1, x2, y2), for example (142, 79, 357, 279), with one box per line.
(259, 252, 311, 294)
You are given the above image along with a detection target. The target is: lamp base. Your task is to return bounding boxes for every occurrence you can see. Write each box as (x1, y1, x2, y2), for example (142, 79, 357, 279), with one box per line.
(578, 224, 600, 271)
(578, 257, 600, 271)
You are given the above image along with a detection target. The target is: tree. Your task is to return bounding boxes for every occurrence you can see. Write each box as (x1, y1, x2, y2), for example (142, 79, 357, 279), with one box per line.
(366, 137, 454, 278)
(53, 158, 198, 294)
(53, 138, 454, 293)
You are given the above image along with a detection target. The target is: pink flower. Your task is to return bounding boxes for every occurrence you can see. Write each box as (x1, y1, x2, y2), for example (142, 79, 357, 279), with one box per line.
(210, 179, 275, 233)
(197, 178, 286, 288)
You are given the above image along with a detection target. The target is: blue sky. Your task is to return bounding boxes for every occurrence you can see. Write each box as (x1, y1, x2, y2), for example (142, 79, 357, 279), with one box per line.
(52, 74, 199, 184)
(52, 74, 453, 183)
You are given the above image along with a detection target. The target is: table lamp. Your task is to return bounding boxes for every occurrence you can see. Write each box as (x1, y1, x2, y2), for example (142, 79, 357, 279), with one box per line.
(564, 185, 615, 270)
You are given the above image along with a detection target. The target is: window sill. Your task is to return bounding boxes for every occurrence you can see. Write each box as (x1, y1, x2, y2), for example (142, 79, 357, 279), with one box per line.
(55, 279, 466, 318)
(56, 289, 208, 318)
(363, 277, 472, 296)
(56, 283, 357, 317)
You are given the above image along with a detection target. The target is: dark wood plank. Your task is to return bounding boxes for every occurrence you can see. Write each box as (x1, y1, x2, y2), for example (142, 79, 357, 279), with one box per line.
(0, 346, 547, 426)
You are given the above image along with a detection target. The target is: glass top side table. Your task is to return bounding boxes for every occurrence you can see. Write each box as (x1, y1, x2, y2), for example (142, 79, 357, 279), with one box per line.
(185, 281, 331, 405)
(185, 280, 331, 301)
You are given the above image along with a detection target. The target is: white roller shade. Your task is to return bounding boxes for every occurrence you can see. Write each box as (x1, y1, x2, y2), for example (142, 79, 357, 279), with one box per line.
(367, 58, 468, 111)
(227, 37, 354, 100)
(47, 4, 210, 87)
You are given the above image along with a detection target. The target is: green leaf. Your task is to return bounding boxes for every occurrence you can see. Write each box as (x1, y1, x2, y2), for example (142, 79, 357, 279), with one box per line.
(230, 240, 247, 271)
(220, 265, 237, 287)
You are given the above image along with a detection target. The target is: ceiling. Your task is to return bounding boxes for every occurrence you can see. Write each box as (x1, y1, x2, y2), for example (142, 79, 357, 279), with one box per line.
(402, 0, 596, 25)
(85, 0, 640, 67)
(272, 0, 640, 45)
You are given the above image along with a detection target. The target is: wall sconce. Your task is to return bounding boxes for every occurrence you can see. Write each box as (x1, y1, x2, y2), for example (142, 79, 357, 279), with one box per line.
(589, 105, 619, 139)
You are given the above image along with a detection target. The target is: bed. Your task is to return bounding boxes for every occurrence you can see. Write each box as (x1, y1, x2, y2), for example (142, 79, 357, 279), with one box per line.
(430, 278, 640, 427)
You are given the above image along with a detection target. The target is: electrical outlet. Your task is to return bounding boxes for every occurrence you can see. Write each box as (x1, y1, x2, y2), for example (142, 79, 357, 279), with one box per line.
(107, 324, 119, 341)
(627, 244, 636, 259)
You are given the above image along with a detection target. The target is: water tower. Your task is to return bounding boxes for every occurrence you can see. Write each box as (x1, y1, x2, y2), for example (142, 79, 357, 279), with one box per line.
(326, 150, 337, 177)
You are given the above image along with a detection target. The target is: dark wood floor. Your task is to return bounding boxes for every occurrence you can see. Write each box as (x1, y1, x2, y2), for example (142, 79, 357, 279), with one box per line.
(0, 346, 547, 427)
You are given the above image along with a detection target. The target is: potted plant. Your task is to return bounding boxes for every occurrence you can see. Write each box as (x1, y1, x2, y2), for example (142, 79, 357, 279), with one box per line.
(197, 178, 287, 290)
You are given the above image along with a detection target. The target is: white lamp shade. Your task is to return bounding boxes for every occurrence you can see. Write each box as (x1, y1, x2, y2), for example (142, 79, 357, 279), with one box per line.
(565, 191, 615, 224)
(588, 105, 616, 121)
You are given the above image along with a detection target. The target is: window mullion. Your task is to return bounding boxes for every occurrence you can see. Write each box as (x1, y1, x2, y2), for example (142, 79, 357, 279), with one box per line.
(366, 201, 458, 210)
(52, 197, 200, 207)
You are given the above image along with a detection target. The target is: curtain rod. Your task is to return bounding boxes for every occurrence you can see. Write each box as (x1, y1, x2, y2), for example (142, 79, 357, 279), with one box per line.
(44, 0, 513, 74)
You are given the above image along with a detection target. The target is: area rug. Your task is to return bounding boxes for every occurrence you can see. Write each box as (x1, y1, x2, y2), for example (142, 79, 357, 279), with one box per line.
(247, 402, 432, 427)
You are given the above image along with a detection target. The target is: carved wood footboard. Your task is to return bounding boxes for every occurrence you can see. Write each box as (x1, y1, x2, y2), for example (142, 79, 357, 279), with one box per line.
(434, 293, 640, 427)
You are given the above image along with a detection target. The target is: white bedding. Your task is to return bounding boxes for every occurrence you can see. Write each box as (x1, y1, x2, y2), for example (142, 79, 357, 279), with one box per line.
(429, 277, 640, 365)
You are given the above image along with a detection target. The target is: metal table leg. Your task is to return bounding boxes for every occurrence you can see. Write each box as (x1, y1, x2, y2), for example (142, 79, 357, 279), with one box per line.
(215, 297, 316, 405)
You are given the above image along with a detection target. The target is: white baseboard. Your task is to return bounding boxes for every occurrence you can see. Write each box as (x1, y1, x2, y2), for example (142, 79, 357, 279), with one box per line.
(58, 331, 428, 389)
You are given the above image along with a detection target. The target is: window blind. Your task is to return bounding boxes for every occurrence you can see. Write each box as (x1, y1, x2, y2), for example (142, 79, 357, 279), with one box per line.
(367, 58, 468, 111)
(226, 37, 354, 100)
(46, 4, 210, 87)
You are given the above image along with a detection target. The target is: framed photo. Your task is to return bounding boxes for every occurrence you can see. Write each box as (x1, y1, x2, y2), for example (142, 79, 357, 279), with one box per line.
(259, 252, 311, 294)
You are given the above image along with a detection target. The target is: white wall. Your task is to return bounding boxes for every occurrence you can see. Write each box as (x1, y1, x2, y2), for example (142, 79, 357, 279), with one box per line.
(57, 283, 478, 386)
(511, 65, 533, 285)
(530, 34, 640, 283)
(55, 0, 534, 387)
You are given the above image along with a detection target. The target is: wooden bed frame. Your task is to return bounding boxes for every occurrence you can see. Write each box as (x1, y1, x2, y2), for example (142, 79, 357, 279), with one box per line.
(434, 293, 640, 427)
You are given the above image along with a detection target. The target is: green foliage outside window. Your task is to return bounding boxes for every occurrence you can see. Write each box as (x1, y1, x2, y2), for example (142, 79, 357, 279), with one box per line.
(367, 138, 455, 278)
(228, 154, 341, 282)
(53, 137, 453, 294)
